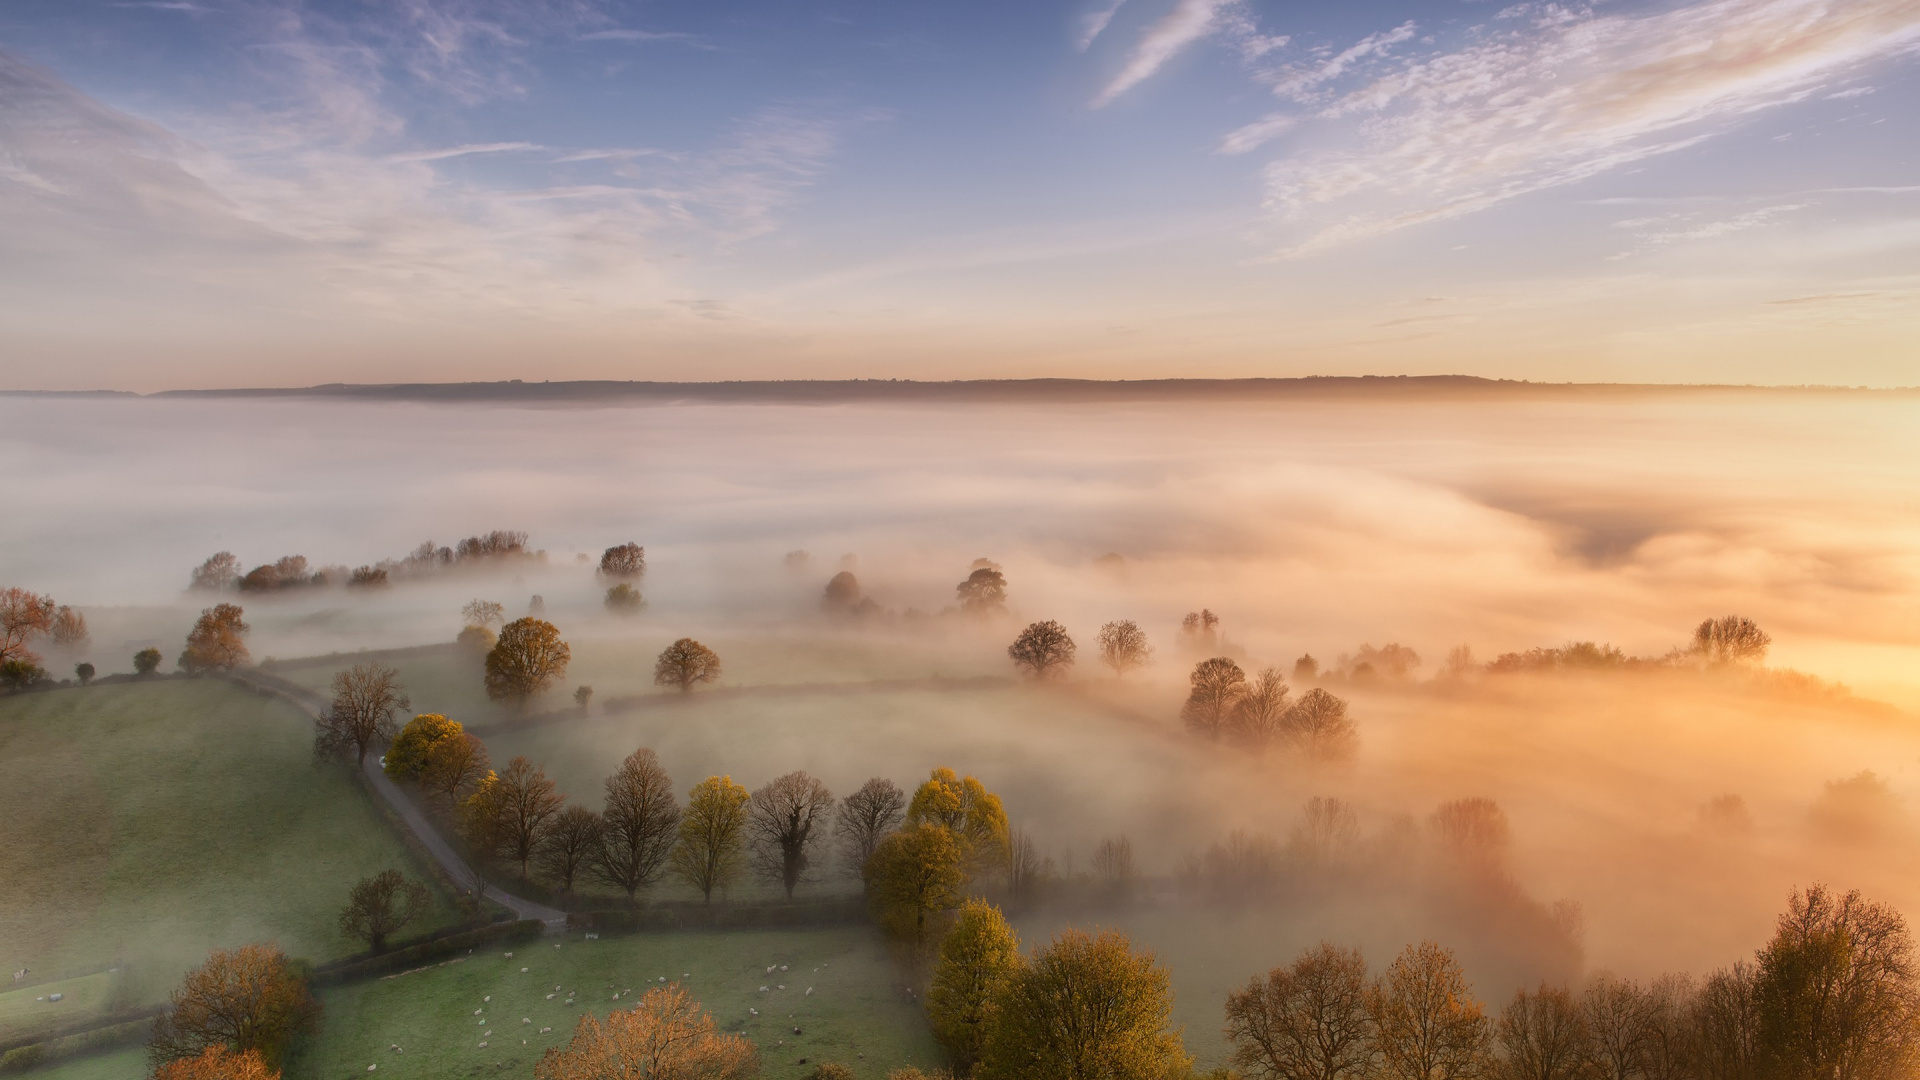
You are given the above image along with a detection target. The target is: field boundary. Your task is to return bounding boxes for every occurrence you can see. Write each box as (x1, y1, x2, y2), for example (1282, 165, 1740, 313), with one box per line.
(466, 674, 1009, 736)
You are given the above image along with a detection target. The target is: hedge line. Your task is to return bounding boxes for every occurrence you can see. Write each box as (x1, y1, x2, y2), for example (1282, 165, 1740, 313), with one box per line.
(0, 1015, 156, 1075)
(309, 919, 546, 987)
(568, 899, 866, 934)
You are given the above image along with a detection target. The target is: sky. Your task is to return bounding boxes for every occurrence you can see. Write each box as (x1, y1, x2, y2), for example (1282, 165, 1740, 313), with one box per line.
(1, 0, 1918, 389)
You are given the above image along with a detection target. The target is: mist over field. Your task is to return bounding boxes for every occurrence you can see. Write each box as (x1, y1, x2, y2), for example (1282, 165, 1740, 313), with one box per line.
(6, 389, 1920, 1069)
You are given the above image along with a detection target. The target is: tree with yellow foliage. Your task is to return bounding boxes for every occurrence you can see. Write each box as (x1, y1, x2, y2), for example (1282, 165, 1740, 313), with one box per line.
(534, 984, 756, 1080)
(978, 928, 1188, 1080)
(907, 768, 1009, 877)
(484, 617, 570, 705)
(927, 900, 1022, 1074)
(864, 822, 967, 952)
(384, 714, 462, 779)
(672, 776, 751, 904)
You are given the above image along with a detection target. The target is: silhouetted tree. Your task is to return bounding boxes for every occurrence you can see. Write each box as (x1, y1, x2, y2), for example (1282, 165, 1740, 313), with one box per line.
(538, 806, 604, 896)
(1584, 976, 1655, 1080)
(75, 661, 95, 685)
(314, 662, 409, 765)
(1096, 620, 1153, 677)
(1753, 885, 1918, 1080)
(461, 599, 505, 628)
(1091, 836, 1135, 900)
(148, 944, 319, 1072)
(190, 552, 242, 592)
(49, 605, 88, 647)
(179, 604, 249, 672)
(1008, 620, 1076, 679)
(1371, 942, 1492, 1080)
(1183, 657, 1247, 740)
(573, 685, 593, 713)
(1497, 986, 1593, 1080)
(421, 733, 492, 806)
(1429, 798, 1511, 868)
(823, 571, 863, 612)
(596, 748, 681, 905)
(134, 647, 162, 676)
(1289, 796, 1360, 866)
(654, 637, 721, 692)
(1286, 687, 1357, 759)
(672, 775, 750, 904)
(1295, 654, 1320, 682)
(484, 618, 570, 704)
(1693, 616, 1771, 666)
(1692, 964, 1758, 1080)
(1225, 942, 1375, 1080)
(604, 583, 643, 613)
(748, 771, 836, 900)
(494, 756, 565, 879)
(1234, 667, 1292, 748)
(980, 928, 1189, 1080)
(956, 566, 1008, 614)
(834, 777, 906, 879)
(1181, 609, 1221, 650)
(338, 870, 430, 952)
(598, 543, 646, 580)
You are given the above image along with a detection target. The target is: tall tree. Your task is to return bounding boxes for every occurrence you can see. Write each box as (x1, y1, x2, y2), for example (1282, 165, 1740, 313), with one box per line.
(421, 733, 493, 807)
(338, 870, 431, 952)
(980, 928, 1190, 1080)
(748, 771, 836, 900)
(1096, 620, 1153, 678)
(148, 944, 320, 1072)
(535, 985, 756, 1080)
(484, 618, 571, 704)
(598, 543, 646, 580)
(1285, 688, 1357, 759)
(0, 587, 57, 666)
(190, 552, 243, 592)
(1289, 797, 1361, 866)
(538, 806, 605, 897)
(1585, 976, 1655, 1080)
(864, 822, 967, 951)
(653, 638, 722, 692)
(1371, 941, 1492, 1080)
(1234, 667, 1293, 748)
(1692, 964, 1758, 1080)
(314, 663, 409, 765)
(928, 899, 1023, 1075)
(596, 748, 682, 905)
(1183, 657, 1246, 739)
(494, 756, 565, 879)
(179, 604, 250, 673)
(1008, 620, 1077, 679)
(907, 767, 1010, 876)
(672, 775, 751, 904)
(833, 777, 906, 879)
(1496, 986, 1593, 1080)
(1226, 943, 1376, 1080)
(1753, 885, 1918, 1080)
(458, 773, 510, 897)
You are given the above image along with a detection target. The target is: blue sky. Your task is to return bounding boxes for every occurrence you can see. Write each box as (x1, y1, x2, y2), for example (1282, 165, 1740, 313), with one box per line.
(2, 0, 1918, 388)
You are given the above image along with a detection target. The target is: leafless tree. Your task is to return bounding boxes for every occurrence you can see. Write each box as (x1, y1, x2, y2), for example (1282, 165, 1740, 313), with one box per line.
(1235, 667, 1293, 748)
(1286, 687, 1357, 759)
(494, 756, 565, 880)
(599, 543, 646, 579)
(1372, 941, 1492, 1080)
(49, 606, 88, 647)
(834, 777, 906, 878)
(462, 599, 505, 628)
(1096, 620, 1153, 677)
(1183, 829, 1284, 902)
(1290, 796, 1361, 866)
(1007, 827, 1046, 905)
(338, 870, 431, 952)
(1008, 620, 1076, 679)
(1183, 657, 1247, 739)
(1639, 975, 1696, 1080)
(538, 806, 605, 896)
(1692, 616, 1771, 666)
(1429, 798, 1511, 869)
(1497, 986, 1593, 1080)
(654, 638, 721, 692)
(1091, 836, 1135, 899)
(1585, 976, 1656, 1080)
(596, 748, 681, 904)
(314, 663, 410, 765)
(1227, 943, 1376, 1080)
(1692, 964, 1758, 1080)
(748, 771, 836, 900)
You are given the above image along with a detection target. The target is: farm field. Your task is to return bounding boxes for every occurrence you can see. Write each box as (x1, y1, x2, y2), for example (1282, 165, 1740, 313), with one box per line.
(0, 681, 461, 1013)
(291, 927, 940, 1080)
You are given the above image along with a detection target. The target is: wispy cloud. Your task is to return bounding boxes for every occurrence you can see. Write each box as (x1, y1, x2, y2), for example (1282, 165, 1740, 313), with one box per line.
(579, 29, 696, 43)
(1093, 0, 1235, 107)
(1251, 0, 1920, 256)
(385, 141, 539, 162)
(1077, 0, 1129, 51)
(1608, 203, 1808, 257)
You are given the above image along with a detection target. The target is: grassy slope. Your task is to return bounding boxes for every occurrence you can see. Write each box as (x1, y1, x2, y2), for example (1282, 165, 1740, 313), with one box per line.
(295, 927, 940, 1080)
(0, 681, 460, 1014)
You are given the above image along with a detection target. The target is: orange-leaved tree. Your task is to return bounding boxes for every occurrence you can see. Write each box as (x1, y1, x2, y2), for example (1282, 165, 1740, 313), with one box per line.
(535, 984, 755, 1080)
(178, 604, 250, 673)
(148, 943, 319, 1071)
(484, 618, 570, 705)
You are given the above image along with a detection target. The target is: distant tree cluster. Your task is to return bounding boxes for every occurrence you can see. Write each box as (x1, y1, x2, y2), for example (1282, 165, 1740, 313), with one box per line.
(188, 531, 543, 597)
(1180, 656, 1356, 758)
(1, 586, 82, 690)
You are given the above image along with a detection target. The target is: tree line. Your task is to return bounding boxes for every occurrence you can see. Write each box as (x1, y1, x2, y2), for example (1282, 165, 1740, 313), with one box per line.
(0, 585, 89, 690)
(187, 530, 542, 594)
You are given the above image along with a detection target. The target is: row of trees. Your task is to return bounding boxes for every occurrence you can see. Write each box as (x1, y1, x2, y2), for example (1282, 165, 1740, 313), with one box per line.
(188, 532, 542, 594)
(1183, 658, 1356, 757)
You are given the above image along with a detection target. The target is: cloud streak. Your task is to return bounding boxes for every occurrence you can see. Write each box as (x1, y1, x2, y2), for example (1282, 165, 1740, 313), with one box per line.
(1253, 0, 1920, 256)
(1093, 0, 1234, 107)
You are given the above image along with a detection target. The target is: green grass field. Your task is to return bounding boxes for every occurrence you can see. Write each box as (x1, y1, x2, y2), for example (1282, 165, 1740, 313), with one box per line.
(0, 681, 460, 1017)
(294, 927, 940, 1080)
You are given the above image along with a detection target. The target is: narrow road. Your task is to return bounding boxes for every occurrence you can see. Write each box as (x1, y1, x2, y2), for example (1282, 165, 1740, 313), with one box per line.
(223, 669, 567, 928)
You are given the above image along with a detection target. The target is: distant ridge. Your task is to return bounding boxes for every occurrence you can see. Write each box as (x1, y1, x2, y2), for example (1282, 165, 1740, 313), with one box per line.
(6, 376, 1911, 402)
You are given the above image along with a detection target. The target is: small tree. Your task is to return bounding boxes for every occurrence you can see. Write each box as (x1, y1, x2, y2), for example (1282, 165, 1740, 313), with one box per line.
(134, 647, 163, 676)
(928, 899, 1022, 1074)
(1225, 942, 1375, 1080)
(338, 870, 431, 952)
(748, 771, 836, 900)
(604, 584, 644, 613)
(75, 662, 95, 686)
(1181, 609, 1221, 650)
(538, 806, 605, 896)
(979, 928, 1189, 1080)
(153, 1046, 275, 1080)
(864, 822, 966, 952)
(654, 638, 722, 692)
(834, 777, 907, 879)
(1693, 616, 1771, 666)
(1008, 620, 1076, 679)
(179, 604, 250, 673)
(49, 606, 88, 647)
(1233, 667, 1291, 748)
(1096, 620, 1152, 677)
(0, 587, 56, 665)
(462, 599, 505, 629)
(385, 713, 462, 779)
(148, 944, 320, 1072)
(823, 571, 863, 612)
(956, 567, 1008, 614)
(190, 553, 243, 592)
(484, 618, 571, 705)
(421, 733, 492, 806)
(535, 985, 755, 1080)
(595, 748, 682, 905)
(1183, 657, 1246, 740)
(494, 756, 565, 879)
(598, 543, 646, 580)
(1091, 835, 1135, 899)
(0, 659, 44, 691)
(672, 775, 751, 904)
(574, 685, 593, 713)
(314, 663, 409, 765)
(1285, 687, 1357, 760)
(1371, 942, 1492, 1080)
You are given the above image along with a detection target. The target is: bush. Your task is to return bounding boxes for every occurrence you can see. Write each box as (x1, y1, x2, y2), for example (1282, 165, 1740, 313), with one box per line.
(133, 648, 163, 675)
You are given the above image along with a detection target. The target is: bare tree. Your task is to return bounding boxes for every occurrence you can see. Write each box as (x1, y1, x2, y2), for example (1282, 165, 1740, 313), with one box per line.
(1497, 986, 1593, 1080)
(596, 748, 681, 904)
(1226, 942, 1376, 1080)
(190, 552, 242, 591)
(1235, 667, 1293, 747)
(1371, 941, 1492, 1080)
(462, 599, 505, 628)
(1096, 620, 1153, 677)
(835, 777, 906, 879)
(538, 806, 604, 896)
(654, 637, 722, 692)
(1692, 964, 1758, 1080)
(1638, 975, 1695, 1080)
(1585, 976, 1655, 1080)
(1091, 836, 1135, 899)
(599, 542, 646, 580)
(1286, 687, 1357, 759)
(1693, 616, 1771, 666)
(1183, 657, 1247, 739)
(338, 870, 431, 952)
(1429, 798, 1511, 869)
(314, 663, 409, 765)
(1006, 827, 1046, 905)
(748, 771, 836, 900)
(1008, 620, 1076, 679)
(1290, 796, 1360, 866)
(49, 606, 88, 647)
(421, 733, 491, 806)
(494, 756, 565, 880)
